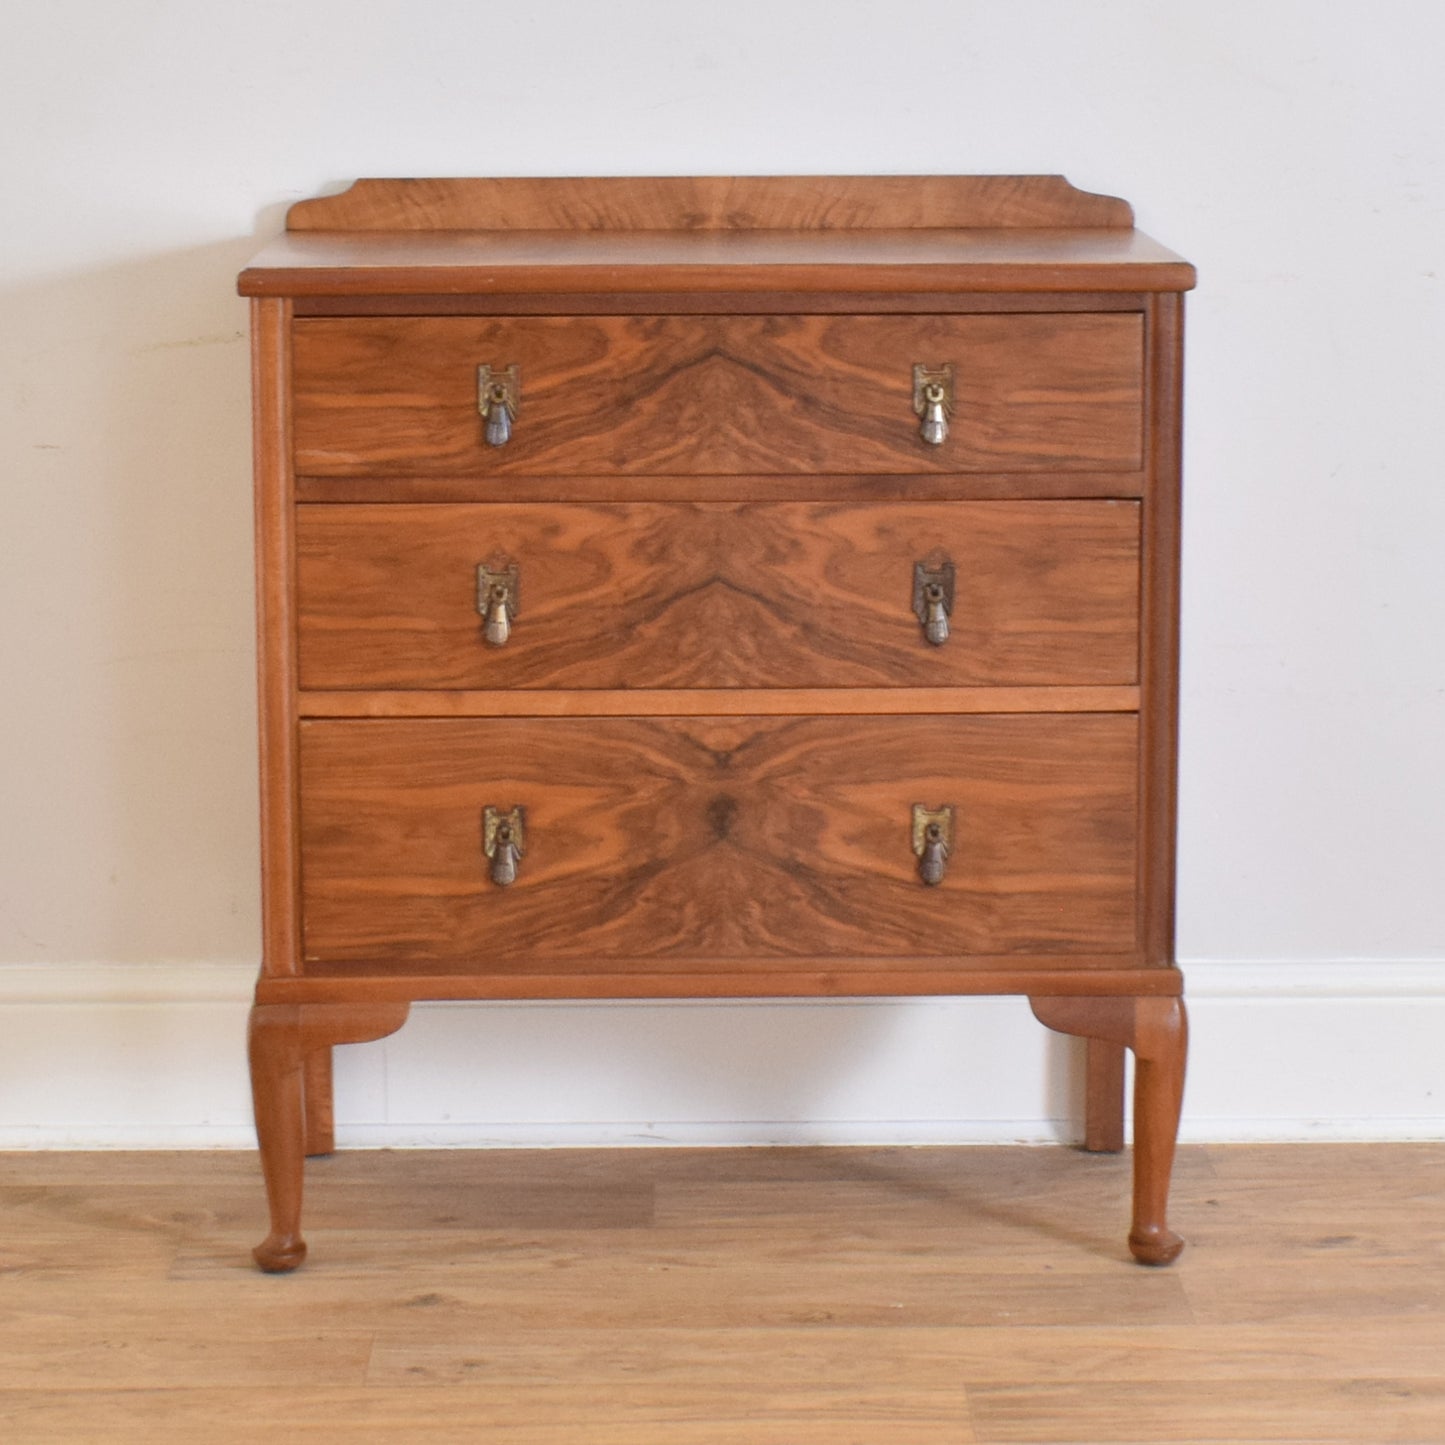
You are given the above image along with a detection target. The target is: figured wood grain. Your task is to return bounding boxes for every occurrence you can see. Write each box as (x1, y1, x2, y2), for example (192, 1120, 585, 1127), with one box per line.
(240, 176, 1192, 1276)
(297, 714, 1138, 968)
(295, 500, 1140, 691)
(290, 314, 1144, 476)
(284, 175, 1135, 232)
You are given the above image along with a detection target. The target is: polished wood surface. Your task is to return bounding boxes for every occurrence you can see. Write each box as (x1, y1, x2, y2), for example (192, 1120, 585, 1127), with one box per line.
(293, 289, 1155, 320)
(235, 175, 1198, 299)
(285, 174, 1137, 231)
(250, 299, 301, 979)
(258, 965, 1182, 1004)
(1031, 996, 1188, 1264)
(291, 314, 1143, 477)
(295, 500, 1141, 691)
(302, 1047, 334, 1157)
(298, 714, 1139, 967)
(248, 1003, 410, 1272)
(296, 686, 1142, 718)
(294, 466, 1152, 504)
(4, 1145, 1442, 1442)
(239, 227, 1195, 298)
(1139, 291, 1186, 969)
(241, 176, 1193, 1269)
(1084, 1038, 1128, 1153)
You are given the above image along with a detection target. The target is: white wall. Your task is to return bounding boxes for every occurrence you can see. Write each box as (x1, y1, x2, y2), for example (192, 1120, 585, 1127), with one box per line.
(2, 1, 1442, 1146)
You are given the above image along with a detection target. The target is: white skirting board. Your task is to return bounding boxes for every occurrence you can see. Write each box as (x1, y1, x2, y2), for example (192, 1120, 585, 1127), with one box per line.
(0, 961, 1440, 1148)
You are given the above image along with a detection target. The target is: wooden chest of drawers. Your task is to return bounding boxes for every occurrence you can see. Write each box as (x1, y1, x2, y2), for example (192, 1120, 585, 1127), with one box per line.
(238, 175, 1194, 1271)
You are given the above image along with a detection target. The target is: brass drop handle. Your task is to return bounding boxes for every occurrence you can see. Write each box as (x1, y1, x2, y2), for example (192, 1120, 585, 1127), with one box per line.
(484, 806, 525, 887)
(482, 582, 513, 646)
(912, 363, 953, 446)
(912, 560, 954, 646)
(921, 582, 949, 645)
(476, 563, 519, 647)
(477, 364, 520, 447)
(912, 805, 953, 886)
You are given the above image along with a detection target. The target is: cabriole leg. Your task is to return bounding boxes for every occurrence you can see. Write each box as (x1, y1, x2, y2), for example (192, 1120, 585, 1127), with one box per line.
(1127, 996, 1188, 1265)
(248, 1004, 307, 1273)
(1084, 1039, 1126, 1153)
(1030, 994, 1188, 1266)
(304, 1046, 335, 1157)
(248, 1000, 410, 1273)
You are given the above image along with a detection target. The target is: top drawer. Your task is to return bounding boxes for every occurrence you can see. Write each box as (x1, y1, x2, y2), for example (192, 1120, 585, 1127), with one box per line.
(291, 313, 1144, 477)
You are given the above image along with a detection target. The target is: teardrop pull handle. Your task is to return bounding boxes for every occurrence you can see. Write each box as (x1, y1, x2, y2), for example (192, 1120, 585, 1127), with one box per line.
(483, 583, 513, 645)
(485, 399, 513, 447)
(912, 804, 953, 887)
(912, 560, 954, 647)
(477, 364, 520, 447)
(922, 582, 949, 645)
(483, 806, 526, 887)
(476, 562, 519, 647)
(919, 385, 948, 445)
(912, 363, 953, 447)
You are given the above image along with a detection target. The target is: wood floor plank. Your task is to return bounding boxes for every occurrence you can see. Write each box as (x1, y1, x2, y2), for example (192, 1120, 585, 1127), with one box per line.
(1182, 1261, 1445, 1326)
(967, 1379, 1445, 1443)
(0, 1384, 977, 1444)
(365, 1318, 1445, 1388)
(2, 1145, 1443, 1444)
(0, 1328, 374, 1389)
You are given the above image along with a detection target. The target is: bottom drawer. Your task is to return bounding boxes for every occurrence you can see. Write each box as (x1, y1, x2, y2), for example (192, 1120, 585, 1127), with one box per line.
(298, 714, 1139, 969)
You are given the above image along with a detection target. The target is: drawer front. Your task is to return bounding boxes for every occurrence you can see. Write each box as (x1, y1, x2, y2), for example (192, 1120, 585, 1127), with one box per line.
(296, 500, 1139, 690)
(298, 715, 1139, 968)
(291, 314, 1143, 477)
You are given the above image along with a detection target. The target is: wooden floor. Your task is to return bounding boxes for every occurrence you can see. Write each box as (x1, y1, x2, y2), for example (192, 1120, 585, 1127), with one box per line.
(1, 1144, 1443, 1443)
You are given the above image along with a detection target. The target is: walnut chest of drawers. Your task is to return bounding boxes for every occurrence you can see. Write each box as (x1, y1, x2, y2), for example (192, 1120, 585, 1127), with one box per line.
(238, 175, 1195, 1271)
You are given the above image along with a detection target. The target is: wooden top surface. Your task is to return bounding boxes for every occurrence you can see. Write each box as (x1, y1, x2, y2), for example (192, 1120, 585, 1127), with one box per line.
(238, 176, 1194, 297)
(238, 227, 1194, 297)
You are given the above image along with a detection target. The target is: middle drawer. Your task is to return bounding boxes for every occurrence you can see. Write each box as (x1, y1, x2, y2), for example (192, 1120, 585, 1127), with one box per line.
(296, 500, 1139, 691)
